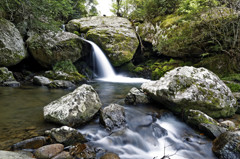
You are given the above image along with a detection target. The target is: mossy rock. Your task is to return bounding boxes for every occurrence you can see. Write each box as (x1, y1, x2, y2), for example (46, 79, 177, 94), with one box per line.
(0, 18, 27, 67)
(44, 60, 86, 83)
(184, 109, 218, 127)
(195, 54, 237, 77)
(27, 31, 83, 68)
(0, 67, 15, 83)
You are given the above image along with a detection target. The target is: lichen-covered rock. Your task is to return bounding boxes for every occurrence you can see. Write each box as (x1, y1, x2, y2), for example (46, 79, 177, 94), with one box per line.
(34, 144, 64, 159)
(44, 84, 102, 126)
(141, 66, 237, 118)
(45, 126, 87, 146)
(125, 87, 150, 105)
(27, 31, 83, 68)
(100, 104, 126, 131)
(67, 16, 139, 66)
(33, 76, 52, 86)
(0, 18, 27, 67)
(0, 67, 15, 83)
(212, 131, 240, 159)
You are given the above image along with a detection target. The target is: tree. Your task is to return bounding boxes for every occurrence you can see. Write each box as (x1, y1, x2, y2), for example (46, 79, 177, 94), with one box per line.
(0, 0, 98, 33)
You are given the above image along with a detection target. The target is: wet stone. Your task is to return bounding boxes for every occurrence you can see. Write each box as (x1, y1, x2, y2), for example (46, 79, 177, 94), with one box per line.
(100, 152, 120, 159)
(34, 144, 64, 159)
(11, 136, 47, 150)
(52, 151, 72, 159)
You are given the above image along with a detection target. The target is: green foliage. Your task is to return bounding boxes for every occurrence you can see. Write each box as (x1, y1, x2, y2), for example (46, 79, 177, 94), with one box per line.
(111, 0, 179, 20)
(0, 0, 98, 32)
(177, 0, 219, 15)
(53, 60, 78, 73)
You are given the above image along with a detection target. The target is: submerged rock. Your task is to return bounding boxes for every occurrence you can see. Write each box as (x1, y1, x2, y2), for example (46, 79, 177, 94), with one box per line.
(67, 16, 139, 66)
(100, 104, 126, 131)
(125, 87, 150, 105)
(34, 144, 64, 159)
(100, 152, 120, 159)
(141, 66, 237, 118)
(27, 31, 83, 68)
(11, 136, 47, 150)
(45, 126, 87, 146)
(0, 18, 27, 67)
(48, 80, 76, 89)
(212, 131, 240, 159)
(44, 84, 102, 126)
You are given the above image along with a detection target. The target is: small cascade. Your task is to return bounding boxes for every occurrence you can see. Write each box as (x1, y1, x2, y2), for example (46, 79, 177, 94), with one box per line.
(83, 39, 149, 83)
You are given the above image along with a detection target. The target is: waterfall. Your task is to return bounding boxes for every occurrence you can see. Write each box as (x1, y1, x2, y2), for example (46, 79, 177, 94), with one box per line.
(84, 39, 149, 83)
(85, 40, 116, 78)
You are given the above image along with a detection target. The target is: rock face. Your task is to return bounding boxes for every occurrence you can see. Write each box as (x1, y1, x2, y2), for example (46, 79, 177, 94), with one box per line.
(0, 18, 27, 67)
(212, 131, 240, 159)
(141, 66, 237, 118)
(125, 87, 150, 105)
(27, 31, 83, 68)
(44, 84, 102, 126)
(67, 16, 139, 66)
(100, 104, 126, 131)
(46, 126, 87, 146)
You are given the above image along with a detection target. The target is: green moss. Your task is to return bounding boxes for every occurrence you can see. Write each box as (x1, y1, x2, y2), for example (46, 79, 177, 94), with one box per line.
(226, 83, 240, 92)
(222, 74, 240, 83)
(0, 67, 15, 83)
(185, 110, 218, 127)
(134, 66, 144, 72)
(53, 60, 78, 73)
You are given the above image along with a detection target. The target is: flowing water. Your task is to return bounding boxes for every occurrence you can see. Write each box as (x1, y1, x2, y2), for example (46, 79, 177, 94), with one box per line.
(84, 39, 149, 83)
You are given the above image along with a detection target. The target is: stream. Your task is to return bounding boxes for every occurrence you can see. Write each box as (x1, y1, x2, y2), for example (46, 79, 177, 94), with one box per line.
(0, 81, 217, 158)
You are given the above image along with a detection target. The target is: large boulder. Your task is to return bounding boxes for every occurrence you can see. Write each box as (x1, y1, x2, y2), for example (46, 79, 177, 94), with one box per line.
(44, 84, 102, 126)
(212, 131, 240, 159)
(67, 16, 139, 66)
(27, 31, 83, 68)
(141, 66, 237, 118)
(0, 18, 27, 67)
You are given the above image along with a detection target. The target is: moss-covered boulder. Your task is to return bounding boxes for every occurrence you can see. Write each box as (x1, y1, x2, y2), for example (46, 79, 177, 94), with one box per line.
(27, 31, 83, 68)
(67, 16, 139, 66)
(141, 66, 237, 118)
(0, 18, 27, 67)
(195, 54, 237, 77)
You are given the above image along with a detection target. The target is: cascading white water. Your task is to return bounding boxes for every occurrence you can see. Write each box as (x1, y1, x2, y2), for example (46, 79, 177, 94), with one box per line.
(85, 40, 116, 77)
(84, 39, 149, 83)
